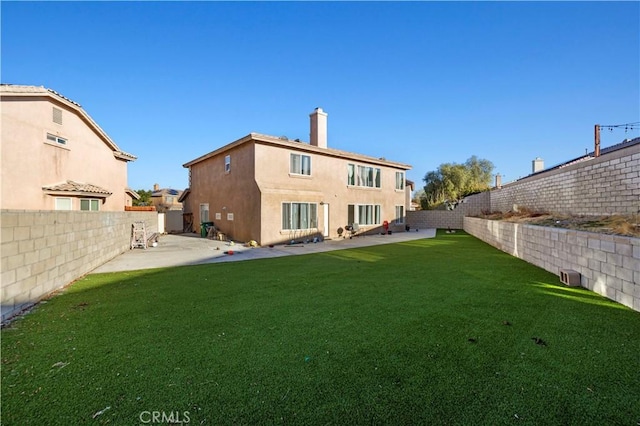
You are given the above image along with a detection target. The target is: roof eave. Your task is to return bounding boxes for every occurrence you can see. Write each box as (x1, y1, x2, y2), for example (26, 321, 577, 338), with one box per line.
(182, 132, 412, 170)
(43, 190, 112, 198)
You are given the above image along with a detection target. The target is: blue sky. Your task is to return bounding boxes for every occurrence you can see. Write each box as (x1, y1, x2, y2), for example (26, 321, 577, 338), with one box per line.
(3, 1, 639, 192)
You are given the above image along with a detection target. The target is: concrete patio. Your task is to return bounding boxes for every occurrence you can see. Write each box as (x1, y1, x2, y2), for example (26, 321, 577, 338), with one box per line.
(92, 229, 436, 273)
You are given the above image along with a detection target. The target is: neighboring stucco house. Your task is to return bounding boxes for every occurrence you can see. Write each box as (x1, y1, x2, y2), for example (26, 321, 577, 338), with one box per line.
(1, 84, 137, 211)
(151, 183, 183, 212)
(181, 108, 412, 245)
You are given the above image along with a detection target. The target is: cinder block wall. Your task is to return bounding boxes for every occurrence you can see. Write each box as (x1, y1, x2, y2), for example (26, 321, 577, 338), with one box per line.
(1, 210, 157, 322)
(407, 191, 490, 230)
(490, 144, 639, 215)
(464, 217, 640, 312)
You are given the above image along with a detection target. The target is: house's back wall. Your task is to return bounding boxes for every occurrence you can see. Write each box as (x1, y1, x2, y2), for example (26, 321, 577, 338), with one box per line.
(1, 210, 157, 322)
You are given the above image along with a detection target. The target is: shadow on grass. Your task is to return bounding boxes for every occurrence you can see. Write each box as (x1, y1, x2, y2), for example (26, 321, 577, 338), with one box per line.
(2, 232, 639, 425)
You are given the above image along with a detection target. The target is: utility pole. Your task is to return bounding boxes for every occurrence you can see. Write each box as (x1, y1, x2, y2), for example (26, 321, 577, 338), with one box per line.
(594, 124, 601, 157)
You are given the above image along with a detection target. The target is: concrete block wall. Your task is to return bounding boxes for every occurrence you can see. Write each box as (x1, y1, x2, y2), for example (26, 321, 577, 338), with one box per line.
(490, 143, 640, 215)
(407, 191, 490, 230)
(1, 210, 157, 322)
(464, 217, 640, 312)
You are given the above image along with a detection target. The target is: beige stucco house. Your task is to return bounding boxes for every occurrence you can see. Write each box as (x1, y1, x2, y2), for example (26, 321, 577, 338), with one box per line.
(1, 84, 137, 211)
(151, 183, 183, 212)
(181, 108, 412, 246)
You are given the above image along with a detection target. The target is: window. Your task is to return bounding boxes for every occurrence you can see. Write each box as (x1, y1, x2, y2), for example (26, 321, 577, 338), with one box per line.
(53, 107, 62, 124)
(227, 213, 234, 221)
(55, 198, 72, 210)
(166, 196, 175, 204)
(46, 133, 67, 145)
(395, 172, 405, 190)
(225, 155, 231, 173)
(200, 203, 209, 222)
(395, 206, 404, 224)
(80, 199, 100, 211)
(348, 164, 381, 188)
(290, 153, 311, 175)
(215, 212, 222, 220)
(282, 202, 318, 230)
(347, 164, 355, 185)
(347, 204, 381, 226)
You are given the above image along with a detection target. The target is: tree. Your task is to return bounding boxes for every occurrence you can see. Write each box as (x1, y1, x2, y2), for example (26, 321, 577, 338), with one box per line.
(133, 189, 152, 206)
(421, 156, 494, 209)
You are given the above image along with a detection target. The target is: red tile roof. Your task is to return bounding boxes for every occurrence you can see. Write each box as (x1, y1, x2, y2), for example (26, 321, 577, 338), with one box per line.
(42, 180, 112, 195)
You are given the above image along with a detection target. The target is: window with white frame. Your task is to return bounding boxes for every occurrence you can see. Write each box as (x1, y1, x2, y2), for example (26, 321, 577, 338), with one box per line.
(290, 153, 311, 175)
(395, 205, 404, 224)
(347, 164, 355, 185)
(46, 133, 67, 145)
(348, 164, 381, 188)
(395, 172, 405, 190)
(347, 204, 381, 226)
(55, 197, 72, 210)
(224, 155, 231, 173)
(282, 202, 318, 230)
(80, 199, 100, 211)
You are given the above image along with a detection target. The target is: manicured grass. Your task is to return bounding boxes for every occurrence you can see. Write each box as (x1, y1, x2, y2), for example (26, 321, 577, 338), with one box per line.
(2, 230, 639, 425)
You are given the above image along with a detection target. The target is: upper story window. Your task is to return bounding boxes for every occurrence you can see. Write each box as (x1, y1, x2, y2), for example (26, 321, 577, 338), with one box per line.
(46, 133, 67, 145)
(290, 153, 311, 175)
(225, 155, 231, 173)
(395, 172, 405, 190)
(80, 199, 100, 211)
(53, 107, 62, 124)
(348, 164, 381, 188)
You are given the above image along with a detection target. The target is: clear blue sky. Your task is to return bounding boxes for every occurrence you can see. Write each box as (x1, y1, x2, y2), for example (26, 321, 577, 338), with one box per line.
(3, 1, 639, 192)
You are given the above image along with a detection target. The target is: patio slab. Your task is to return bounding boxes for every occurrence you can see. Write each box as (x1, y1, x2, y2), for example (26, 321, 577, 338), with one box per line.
(91, 229, 436, 273)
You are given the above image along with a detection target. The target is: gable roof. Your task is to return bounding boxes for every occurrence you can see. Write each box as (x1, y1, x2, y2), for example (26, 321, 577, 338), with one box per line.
(42, 180, 112, 198)
(0, 84, 137, 162)
(183, 132, 411, 170)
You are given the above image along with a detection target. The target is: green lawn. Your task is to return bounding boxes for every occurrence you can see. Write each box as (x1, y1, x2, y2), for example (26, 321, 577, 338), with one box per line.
(2, 230, 639, 425)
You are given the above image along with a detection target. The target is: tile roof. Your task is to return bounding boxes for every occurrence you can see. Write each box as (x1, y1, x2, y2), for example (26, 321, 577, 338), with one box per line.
(183, 132, 412, 170)
(152, 188, 182, 197)
(42, 180, 112, 195)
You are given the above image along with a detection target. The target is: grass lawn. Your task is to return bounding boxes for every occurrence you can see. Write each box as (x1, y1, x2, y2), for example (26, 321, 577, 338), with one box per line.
(2, 230, 639, 425)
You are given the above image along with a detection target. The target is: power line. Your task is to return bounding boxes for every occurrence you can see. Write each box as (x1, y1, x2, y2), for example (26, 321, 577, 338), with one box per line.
(598, 122, 640, 132)
(594, 122, 640, 157)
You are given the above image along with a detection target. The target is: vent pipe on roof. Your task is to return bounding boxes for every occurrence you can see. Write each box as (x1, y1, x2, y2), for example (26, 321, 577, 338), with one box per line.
(310, 107, 328, 149)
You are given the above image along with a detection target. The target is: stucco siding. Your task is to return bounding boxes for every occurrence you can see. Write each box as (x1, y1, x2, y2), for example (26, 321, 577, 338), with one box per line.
(1, 94, 131, 211)
(186, 135, 409, 246)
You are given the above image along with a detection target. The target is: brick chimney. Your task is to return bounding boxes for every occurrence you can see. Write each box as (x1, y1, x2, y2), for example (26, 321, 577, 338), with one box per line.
(495, 173, 502, 189)
(153, 183, 159, 191)
(310, 107, 327, 148)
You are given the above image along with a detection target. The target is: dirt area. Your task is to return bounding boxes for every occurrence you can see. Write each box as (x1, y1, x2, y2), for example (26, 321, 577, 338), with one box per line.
(474, 210, 640, 238)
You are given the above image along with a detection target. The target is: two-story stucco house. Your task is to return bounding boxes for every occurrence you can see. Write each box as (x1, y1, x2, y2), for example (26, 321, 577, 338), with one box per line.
(151, 183, 183, 212)
(181, 108, 412, 246)
(1, 84, 137, 211)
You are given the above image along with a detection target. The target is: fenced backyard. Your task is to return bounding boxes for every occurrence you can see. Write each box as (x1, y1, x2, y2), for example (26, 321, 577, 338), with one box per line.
(2, 231, 639, 424)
